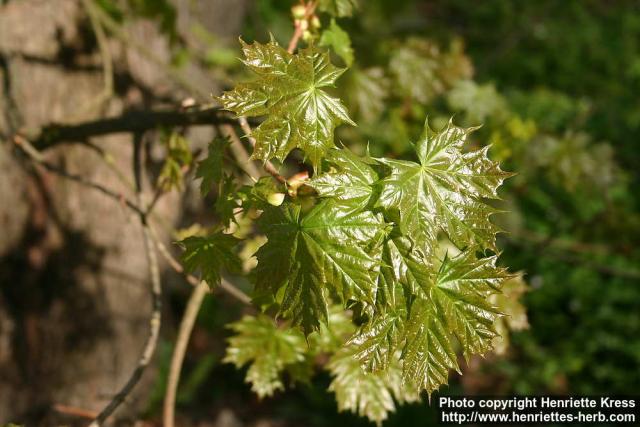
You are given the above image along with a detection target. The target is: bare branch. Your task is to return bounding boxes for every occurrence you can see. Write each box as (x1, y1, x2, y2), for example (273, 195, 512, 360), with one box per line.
(163, 280, 209, 427)
(88, 224, 161, 427)
(13, 134, 144, 216)
(31, 107, 238, 150)
(75, 0, 114, 119)
(88, 134, 162, 427)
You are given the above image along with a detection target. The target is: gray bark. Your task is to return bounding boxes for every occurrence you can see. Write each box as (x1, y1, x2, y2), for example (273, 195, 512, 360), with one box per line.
(0, 0, 246, 424)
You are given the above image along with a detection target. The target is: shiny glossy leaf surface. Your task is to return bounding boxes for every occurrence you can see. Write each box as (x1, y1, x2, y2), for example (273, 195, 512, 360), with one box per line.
(309, 148, 378, 213)
(219, 40, 355, 169)
(255, 199, 387, 334)
(376, 120, 512, 250)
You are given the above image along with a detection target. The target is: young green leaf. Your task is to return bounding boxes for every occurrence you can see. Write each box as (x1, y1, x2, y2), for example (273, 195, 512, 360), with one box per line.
(308, 148, 378, 213)
(179, 231, 241, 288)
(195, 137, 229, 196)
(432, 250, 509, 360)
(402, 298, 460, 395)
(254, 199, 387, 334)
(224, 315, 307, 397)
(219, 40, 355, 170)
(349, 233, 429, 372)
(320, 19, 354, 66)
(157, 132, 192, 191)
(215, 173, 240, 227)
(318, 0, 358, 17)
(376, 120, 512, 250)
(399, 248, 510, 394)
(328, 348, 419, 425)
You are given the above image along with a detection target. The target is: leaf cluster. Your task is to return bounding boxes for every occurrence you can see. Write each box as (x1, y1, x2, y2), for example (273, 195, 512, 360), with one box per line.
(199, 36, 515, 424)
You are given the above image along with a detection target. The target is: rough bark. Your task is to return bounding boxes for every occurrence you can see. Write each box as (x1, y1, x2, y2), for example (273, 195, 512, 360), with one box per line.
(0, 0, 247, 424)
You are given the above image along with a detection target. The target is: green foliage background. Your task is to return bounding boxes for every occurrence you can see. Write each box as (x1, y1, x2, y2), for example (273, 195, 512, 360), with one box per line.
(142, 0, 640, 424)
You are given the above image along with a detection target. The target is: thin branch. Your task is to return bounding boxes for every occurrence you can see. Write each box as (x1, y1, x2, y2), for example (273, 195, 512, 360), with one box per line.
(88, 224, 161, 427)
(222, 123, 261, 181)
(13, 134, 144, 216)
(31, 107, 237, 150)
(53, 404, 99, 420)
(88, 134, 162, 427)
(163, 280, 209, 427)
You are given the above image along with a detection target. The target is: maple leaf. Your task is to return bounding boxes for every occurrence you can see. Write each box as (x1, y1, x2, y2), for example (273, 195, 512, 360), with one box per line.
(308, 147, 378, 213)
(376, 119, 512, 250)
(179, 231, 241, 288)
(402, 298, 460, 395)
(195, 137, 229, 196)
(254, 199, 387, 334)
(219, 39, 355, 169)
(343, 67, 389, 123)
(224, 315, 307, 398)
(431, 250, 510, 359)
(399, 248, 509, 393)
(318, 0, 359, 17)
(349, 231, 429, 372)
(328, 348, 419, 425)
(319, 19, 354, 66)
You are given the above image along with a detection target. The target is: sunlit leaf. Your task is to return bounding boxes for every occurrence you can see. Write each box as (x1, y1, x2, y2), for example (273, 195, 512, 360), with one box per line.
(376, 120, 512, 250)
(224, 315, 307, 397)
(219, 39, 355, 169)
(309, 147, 378, 213)
(255, 199, 387, 334)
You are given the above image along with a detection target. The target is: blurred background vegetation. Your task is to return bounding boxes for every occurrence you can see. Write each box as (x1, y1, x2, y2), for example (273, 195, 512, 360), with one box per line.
(1, 0, 639, 426)
(155, 0, 640, 424)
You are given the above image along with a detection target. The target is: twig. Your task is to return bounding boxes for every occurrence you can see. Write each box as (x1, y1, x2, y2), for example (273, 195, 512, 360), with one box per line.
(13, 134, 144, 216)
(90, 3, 204, 100)
(228, 2, 319, 184)
(53, 404, 99, 419)
(87, 134, 162, 427)
(31, 107, 237, 150)
(163, 280, 209, 427)
(221, 123, 261, 181)
(88, 224, 161, 427)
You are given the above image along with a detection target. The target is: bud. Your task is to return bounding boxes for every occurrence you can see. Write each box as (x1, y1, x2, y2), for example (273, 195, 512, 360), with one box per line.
(302, 30, 312, 42)
(310, 16, 321, 29)
(267, 192, 285, 206)
(291, 5, 306, 20)
(299, 19, 309, 31)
